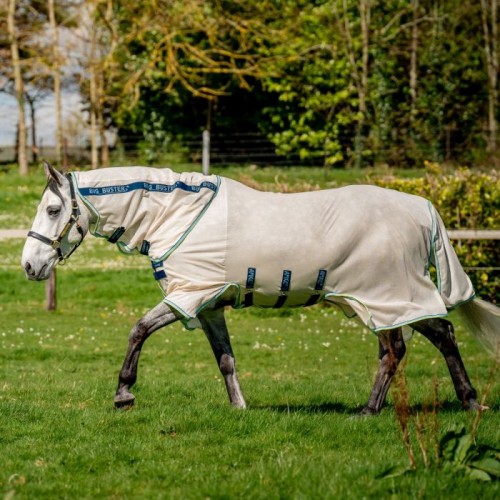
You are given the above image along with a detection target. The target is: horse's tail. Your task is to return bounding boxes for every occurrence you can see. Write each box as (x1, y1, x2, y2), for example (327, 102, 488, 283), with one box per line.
(457, 298, 500, 356)
(430, 206, 475, 306)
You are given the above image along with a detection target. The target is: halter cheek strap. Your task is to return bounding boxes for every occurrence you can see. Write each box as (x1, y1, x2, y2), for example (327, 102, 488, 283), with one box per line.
(28, 174, 85, 263)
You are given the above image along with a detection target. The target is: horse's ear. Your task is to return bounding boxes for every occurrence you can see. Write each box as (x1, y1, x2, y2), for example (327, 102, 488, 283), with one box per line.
(43, 160, 65, 186)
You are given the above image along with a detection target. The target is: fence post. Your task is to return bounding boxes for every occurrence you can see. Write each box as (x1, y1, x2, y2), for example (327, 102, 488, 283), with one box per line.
(202, 129, 210, 175)
(46, 268, 57, 311)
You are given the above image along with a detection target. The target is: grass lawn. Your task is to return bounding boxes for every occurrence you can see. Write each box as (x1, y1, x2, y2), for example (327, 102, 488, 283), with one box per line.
(1, 237, 499, 498)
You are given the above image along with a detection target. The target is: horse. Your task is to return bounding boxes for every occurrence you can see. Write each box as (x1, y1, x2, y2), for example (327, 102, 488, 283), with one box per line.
(21, 161, 498, 413)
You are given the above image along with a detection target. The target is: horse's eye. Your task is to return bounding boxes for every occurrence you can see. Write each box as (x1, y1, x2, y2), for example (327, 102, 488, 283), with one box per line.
(47, 206, 61, 218)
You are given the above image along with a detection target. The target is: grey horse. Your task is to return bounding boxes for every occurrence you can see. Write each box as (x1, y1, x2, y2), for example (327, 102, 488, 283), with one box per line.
(22, 162, 498, 413)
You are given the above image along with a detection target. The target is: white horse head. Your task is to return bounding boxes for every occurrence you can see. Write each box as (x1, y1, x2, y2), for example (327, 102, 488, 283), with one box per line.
(21, 162, 91, 280)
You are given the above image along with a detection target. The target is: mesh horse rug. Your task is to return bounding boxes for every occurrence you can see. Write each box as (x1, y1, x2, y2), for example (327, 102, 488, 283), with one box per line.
(72, 167, 474, 331)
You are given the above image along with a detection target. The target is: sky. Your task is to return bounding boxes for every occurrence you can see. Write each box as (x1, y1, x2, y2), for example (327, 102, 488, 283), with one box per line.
(0, 91, 84, 147)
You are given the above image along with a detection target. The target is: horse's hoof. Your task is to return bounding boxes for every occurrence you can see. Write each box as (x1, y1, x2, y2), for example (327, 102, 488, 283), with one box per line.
(465, 399, 490, 412)
(114, 393, 135, 409)
(231, 401, 247, 410)
(358, 406, 379, 417)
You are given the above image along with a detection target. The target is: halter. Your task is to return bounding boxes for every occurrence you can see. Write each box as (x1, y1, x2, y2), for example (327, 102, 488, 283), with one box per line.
(28, 174, 85, 263)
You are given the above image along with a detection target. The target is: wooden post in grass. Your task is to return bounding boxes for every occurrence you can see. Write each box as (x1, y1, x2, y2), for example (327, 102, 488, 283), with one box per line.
(45, 136, 67, 312)
(46, 268, 57, 311)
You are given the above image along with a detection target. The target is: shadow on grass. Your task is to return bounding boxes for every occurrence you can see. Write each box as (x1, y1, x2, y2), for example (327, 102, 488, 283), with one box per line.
(254, 402, 359, 415)
(253, 398, 496, 415)
(405, 399, 499, 413)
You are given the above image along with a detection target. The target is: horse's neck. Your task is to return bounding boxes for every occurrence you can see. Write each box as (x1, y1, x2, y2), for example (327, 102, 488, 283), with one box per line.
(78, 199, 97, 227)
(77, 193, 97, 228)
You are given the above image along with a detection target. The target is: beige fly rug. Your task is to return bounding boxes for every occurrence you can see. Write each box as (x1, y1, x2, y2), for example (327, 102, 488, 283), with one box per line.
(72, 167, 475, 331)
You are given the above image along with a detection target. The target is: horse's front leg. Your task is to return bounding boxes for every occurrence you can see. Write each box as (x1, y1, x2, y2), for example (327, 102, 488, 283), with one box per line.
(114, 301, 178, 408)
(360, 328, 406, 415)
(198, 308, 247, 408)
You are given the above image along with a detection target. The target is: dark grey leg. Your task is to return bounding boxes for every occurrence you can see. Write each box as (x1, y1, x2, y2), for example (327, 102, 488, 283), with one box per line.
(114, 302, 178, 408)
(413, 318, 488, 410)
(360, 328, 406, 415)
(198, 308, 247, 408)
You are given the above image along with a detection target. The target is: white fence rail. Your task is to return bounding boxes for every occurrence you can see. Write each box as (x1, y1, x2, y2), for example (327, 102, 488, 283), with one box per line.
(447, 230, 500, 240)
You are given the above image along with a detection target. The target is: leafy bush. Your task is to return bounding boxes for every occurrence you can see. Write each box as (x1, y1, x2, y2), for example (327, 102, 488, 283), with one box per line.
(373, 164, 499, 303)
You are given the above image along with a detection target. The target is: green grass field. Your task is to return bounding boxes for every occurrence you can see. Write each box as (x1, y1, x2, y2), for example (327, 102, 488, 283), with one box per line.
(1, 235, 499, 498)
(1, 164, 498, 498)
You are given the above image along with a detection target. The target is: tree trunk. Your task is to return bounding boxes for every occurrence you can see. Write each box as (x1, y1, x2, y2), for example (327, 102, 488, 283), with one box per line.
(339, 0, 371, 167)
(355, 0, 371, 168)
(7, 0, 28, 175)
(99, 110, 109, 167)
(48, 0, 63, 165)
(97, 75, 109, 167)
(90, 68, 99, 169)
(89, 20, 99, 170)
(359, 0, 370, 118)
(97, 0, 116, 168)
(481, 0, 498, 154)
(27, 95, 38, 163)
(409, 0, 419, 130)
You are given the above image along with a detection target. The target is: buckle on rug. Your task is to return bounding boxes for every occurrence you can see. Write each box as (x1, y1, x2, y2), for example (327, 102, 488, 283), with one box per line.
(151, 260, 168, 295)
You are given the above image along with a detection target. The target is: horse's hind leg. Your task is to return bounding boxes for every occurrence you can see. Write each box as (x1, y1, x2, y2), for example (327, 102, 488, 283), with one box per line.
(361, 328, 406, 415)
(412, 318, 487, 410)
(198, 308, 247, 409)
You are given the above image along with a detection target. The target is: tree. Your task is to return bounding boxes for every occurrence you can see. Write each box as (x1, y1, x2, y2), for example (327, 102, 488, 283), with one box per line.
(7, 0, 28, 174)
(71, 0, 120, 168)
(260, 1, 372, 166)
(335, 0, 372, 167)
(481, 0, 498, 155)
(72, 0, 498, 168)
(1, 0, 76, 169)
(24, 77, 52, 163)
(48, 0, 63, 164)
(89, 0, 280, 156)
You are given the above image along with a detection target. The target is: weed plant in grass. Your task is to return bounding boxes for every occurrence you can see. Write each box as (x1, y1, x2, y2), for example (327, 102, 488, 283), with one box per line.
(1, 240, 498, 498)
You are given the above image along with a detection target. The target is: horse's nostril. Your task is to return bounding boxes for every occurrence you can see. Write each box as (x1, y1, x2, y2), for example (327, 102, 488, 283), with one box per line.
(25, 262, 35, 276)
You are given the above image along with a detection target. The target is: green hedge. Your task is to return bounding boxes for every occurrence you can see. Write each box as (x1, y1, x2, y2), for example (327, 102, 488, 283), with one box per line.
(374, 164, 499, 303)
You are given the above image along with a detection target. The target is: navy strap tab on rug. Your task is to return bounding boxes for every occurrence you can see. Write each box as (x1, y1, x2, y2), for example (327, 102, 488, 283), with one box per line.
(244, 267, 256, 307)
(140, 240, 151, 255)
(246, 268, 256, 289)
(151, 260, 167, 281)
(274, 270, 292, 309)
(305, 270, 327, 307)
(280, 270, 292, 292)
(154, 270, 167, 280)
(108, 226, 125, 243)
(314, 270, 327, 290)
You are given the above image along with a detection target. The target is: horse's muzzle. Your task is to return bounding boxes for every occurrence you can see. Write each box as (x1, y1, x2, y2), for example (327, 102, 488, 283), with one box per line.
(24, 261, 49, 281)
